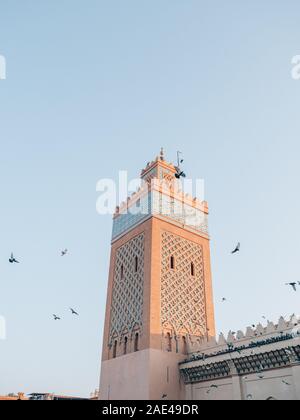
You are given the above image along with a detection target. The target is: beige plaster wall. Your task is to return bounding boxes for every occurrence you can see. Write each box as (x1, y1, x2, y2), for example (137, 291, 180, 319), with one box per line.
(100, 349, 186, 400)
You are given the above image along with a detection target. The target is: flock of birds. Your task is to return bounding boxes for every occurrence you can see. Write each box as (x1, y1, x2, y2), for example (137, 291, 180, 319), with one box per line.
(204, 343, 294, 398)
(176, 153, 300, 290)
(9, 152, 297, 400)
(9, 249, 80, 321)
(176, 156, 298, 292)
(206, 241, 296, 398)
(163, 154, 296, 401)
(227, 241, 299, 293)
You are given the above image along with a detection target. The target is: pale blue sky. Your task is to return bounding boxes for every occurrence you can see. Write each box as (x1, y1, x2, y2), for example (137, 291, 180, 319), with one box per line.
(0, 0, 300, 397)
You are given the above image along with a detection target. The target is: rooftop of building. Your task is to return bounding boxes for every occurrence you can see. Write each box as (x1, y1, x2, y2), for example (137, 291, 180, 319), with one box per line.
(180, 314, 300, 384)
(114, 149, 209, 218)
(28, 393, 89, 400)
(0, 393, 28, 400)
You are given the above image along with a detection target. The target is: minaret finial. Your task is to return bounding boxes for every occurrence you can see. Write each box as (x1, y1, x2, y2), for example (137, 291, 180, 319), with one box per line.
(160, 147, 164, 161)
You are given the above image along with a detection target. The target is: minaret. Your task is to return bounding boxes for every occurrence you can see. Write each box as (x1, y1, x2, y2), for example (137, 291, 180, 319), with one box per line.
(99, 151, 215, 400)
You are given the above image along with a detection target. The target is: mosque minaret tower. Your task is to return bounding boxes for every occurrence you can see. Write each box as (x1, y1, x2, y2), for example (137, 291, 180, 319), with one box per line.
(99, 150, 215, 400)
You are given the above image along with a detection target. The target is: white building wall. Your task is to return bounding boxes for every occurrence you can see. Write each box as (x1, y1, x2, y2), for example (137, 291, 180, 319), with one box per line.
(187, 368, 299, 401)
(181, 315, 300, 401)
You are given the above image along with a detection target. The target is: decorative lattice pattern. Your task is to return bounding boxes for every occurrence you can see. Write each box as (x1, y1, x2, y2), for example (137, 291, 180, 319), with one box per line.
(109, 233, 145, 343)
(112, 191, 209, 241)
(161, 232, 207, 336)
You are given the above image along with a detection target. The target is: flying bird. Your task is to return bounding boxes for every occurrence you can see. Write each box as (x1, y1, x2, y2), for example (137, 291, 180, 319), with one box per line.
(282, 380, 291, 386)
(222, 298, 227, 303)
(286, 283, 297, 292)
(231, 243, 240, 254)
(53, 315, 61, 321)
(70, 308, 79, 316)
(206, 385, 218, 395)
(175, 168, 186, 179)
(61, 249, 68, 257)
(161, 394, 167, 399)
(9, 253, 19, 264)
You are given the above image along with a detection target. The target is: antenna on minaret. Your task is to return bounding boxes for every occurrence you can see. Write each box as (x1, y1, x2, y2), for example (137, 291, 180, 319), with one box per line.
(177, 151, 184, 167)
(160, 147, 164, 161)
(175, 151, 186, 179)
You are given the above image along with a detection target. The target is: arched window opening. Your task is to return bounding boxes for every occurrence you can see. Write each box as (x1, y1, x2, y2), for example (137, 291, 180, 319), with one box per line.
(166, 333, 172, 352)
(134, 333, 139, 352)
(135, 256, 138, 273)
(113, 340, 117, 359)
(182, 336, 187, 355)
(170, 256, 175, 270)
(191, 262, 195, 277)
(124, 336, 128, 355)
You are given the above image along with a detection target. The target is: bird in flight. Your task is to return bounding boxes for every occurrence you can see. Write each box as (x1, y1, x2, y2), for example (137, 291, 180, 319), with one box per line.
(161, 394, 167, 399)
(286, 282, 297, 292)
(53, 315, 61, 321)
(61, 249, 68, 257)
(206, 384, 218, 394)
(9, 253, 19, 264)
(175, 168, 186, 179)
(231, 243, 241, 254)
(70, 308, 79, 316)
(282, 380, 291, 386)
(222, 297, 227, 303)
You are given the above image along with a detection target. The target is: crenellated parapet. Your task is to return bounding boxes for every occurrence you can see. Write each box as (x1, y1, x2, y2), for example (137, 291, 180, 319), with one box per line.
(112, 150, 210, 242)
(180, 314, 300, 387)
(183, 314, 300, 362)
